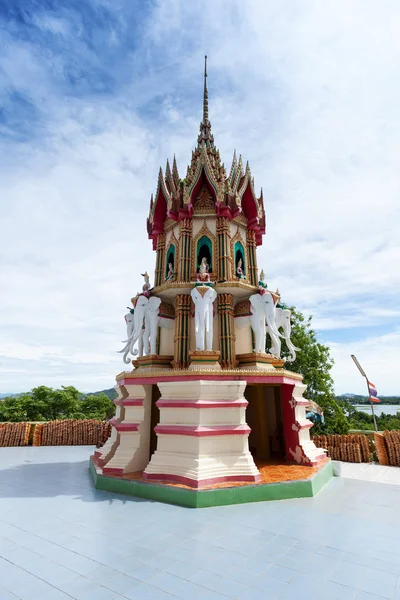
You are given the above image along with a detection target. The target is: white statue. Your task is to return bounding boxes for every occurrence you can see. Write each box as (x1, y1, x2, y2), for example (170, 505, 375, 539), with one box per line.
(118, 296, 148, 363)
(248, 292, 283, 354)
(191, 286, 217, 351)
(268, 306, 300, 363)
(118, 295, 173, 363)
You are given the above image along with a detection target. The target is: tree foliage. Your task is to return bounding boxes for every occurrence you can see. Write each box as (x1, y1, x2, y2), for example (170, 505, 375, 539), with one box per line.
(0, 386, 115, 422)
(269, 308, 350, 434)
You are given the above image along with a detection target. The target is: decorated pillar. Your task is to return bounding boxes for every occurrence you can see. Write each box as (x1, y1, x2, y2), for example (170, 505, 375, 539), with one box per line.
(173, 294, 191, 368)
(101, 383, 152, 475)
(154, 233, 166, 287)
(177, 218, 192, 282)
(246, 229, 258, 286)
(281, 382, 326, 466)
(143, 380, 260, 487)
(216, 217, 231, 282)
(217, 293, 236, 369)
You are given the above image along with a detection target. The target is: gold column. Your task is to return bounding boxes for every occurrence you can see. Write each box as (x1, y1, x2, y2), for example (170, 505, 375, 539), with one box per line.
(246, 229, 258, 286)
(154, 233, 166, 287)
(173, 294, 191, 369)
(217, 293, 236, 369)
(216, 217, 231, 282)
(177, 218, 192, 282)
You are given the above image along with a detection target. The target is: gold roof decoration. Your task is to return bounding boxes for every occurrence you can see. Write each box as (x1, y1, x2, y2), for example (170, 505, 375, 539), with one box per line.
(147, 57, 266, 247)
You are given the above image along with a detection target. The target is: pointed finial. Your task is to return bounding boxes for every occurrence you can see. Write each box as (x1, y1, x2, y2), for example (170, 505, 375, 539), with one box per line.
(197, 55, 215, 148)
(203, 55, 208, 124)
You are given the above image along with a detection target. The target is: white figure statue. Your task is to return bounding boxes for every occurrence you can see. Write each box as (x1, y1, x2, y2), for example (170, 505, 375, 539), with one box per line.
(248, 292, 283, 354)
(268, 306, 300, 363)
(118, 295, 173, 363)
(191, 286, 217, 351)
(118, 296, 149, 363)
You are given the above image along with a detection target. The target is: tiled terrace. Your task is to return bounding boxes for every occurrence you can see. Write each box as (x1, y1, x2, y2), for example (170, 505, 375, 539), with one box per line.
(1, 446, 400, 600)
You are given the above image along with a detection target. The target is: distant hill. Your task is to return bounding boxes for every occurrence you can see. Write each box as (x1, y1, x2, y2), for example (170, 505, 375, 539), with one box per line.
(337, 393, 400, 404)
(91, 388, 118, 400)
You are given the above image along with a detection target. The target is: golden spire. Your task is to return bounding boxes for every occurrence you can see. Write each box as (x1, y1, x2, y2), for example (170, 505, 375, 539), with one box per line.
(197, 55, 215, 148)
(203, 55, 209, 124)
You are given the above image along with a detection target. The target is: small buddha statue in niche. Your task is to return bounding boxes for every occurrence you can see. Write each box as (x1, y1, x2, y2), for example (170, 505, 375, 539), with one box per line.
(197, 257, 211, 283)
(236, 258, 246, 279)
(165, 262, 175, 281)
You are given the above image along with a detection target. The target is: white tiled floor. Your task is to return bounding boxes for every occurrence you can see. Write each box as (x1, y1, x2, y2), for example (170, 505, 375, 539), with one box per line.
(1, 447, 400, 600)
(339, 460, 400, 485)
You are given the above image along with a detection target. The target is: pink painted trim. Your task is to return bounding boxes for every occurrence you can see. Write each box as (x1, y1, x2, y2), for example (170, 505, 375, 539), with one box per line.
(154, 424, 251, 437)
(156, 400, 248, 409)
(114, 398, 143, 406)
(296, 399, 309, 406)
(120, 399, 144, 406)
(142, 471, 261, 488)
(114, 422, 139, 432)
(119, 375, 300, 386)
(94, 450, 102, 458)
(103, 467, 124, 475)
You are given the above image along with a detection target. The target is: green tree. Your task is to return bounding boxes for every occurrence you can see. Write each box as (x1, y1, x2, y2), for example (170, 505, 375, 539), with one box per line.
(0, 387, 115, 422)
(269, 308, 349, 434)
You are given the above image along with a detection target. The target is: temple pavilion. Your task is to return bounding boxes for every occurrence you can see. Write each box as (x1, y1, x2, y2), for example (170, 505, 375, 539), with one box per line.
(91, 58, 330, 507)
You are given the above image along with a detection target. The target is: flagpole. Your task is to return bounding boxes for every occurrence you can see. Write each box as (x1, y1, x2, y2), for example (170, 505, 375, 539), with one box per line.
(351, 355, 378, 432)
(364, 376, 378, 432)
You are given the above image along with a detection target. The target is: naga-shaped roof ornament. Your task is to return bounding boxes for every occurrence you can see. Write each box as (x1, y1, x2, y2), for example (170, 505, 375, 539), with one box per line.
(165, 159, 176, 195)
(197, 55, 215, 149)
(172, 155, 180, 188)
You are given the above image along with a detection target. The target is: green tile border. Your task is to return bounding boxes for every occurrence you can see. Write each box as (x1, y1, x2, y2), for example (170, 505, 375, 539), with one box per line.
(90, 459, 333, 508)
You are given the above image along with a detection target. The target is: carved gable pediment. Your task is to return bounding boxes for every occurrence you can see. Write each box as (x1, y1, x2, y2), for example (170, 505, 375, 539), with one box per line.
(193, 183, 215, 212)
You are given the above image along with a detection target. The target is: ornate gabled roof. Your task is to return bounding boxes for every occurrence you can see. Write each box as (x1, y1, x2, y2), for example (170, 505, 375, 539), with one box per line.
(147, 58, 266, 246)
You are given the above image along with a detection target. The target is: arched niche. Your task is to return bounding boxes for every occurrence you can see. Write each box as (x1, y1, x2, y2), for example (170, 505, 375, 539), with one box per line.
(196, 235, 213, 273)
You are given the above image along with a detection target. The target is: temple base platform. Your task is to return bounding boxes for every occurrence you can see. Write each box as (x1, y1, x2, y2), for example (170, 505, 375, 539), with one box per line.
(90, 455, 332, 508)
(92, 370, 328, 505)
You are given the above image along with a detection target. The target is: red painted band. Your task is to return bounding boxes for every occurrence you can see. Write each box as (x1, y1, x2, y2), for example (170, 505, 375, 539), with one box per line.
(156, 400, 248, 409)
(142, 472, 261, 488)
(123, 399, 144, 406)
(103, 467, 124, 475)
(94, 450, 102, 458)
(154, 424, 251, 436)
(113, 399, 144, 406)
(297, 420, 313, 430)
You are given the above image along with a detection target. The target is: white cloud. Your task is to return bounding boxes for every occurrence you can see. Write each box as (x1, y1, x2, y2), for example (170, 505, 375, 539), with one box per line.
(330, 329, 400, 396)
(0, 0, 399, 393)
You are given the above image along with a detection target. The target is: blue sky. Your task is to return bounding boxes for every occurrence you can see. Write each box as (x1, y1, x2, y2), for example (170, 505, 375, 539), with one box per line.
(1, 0, 400, 394)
